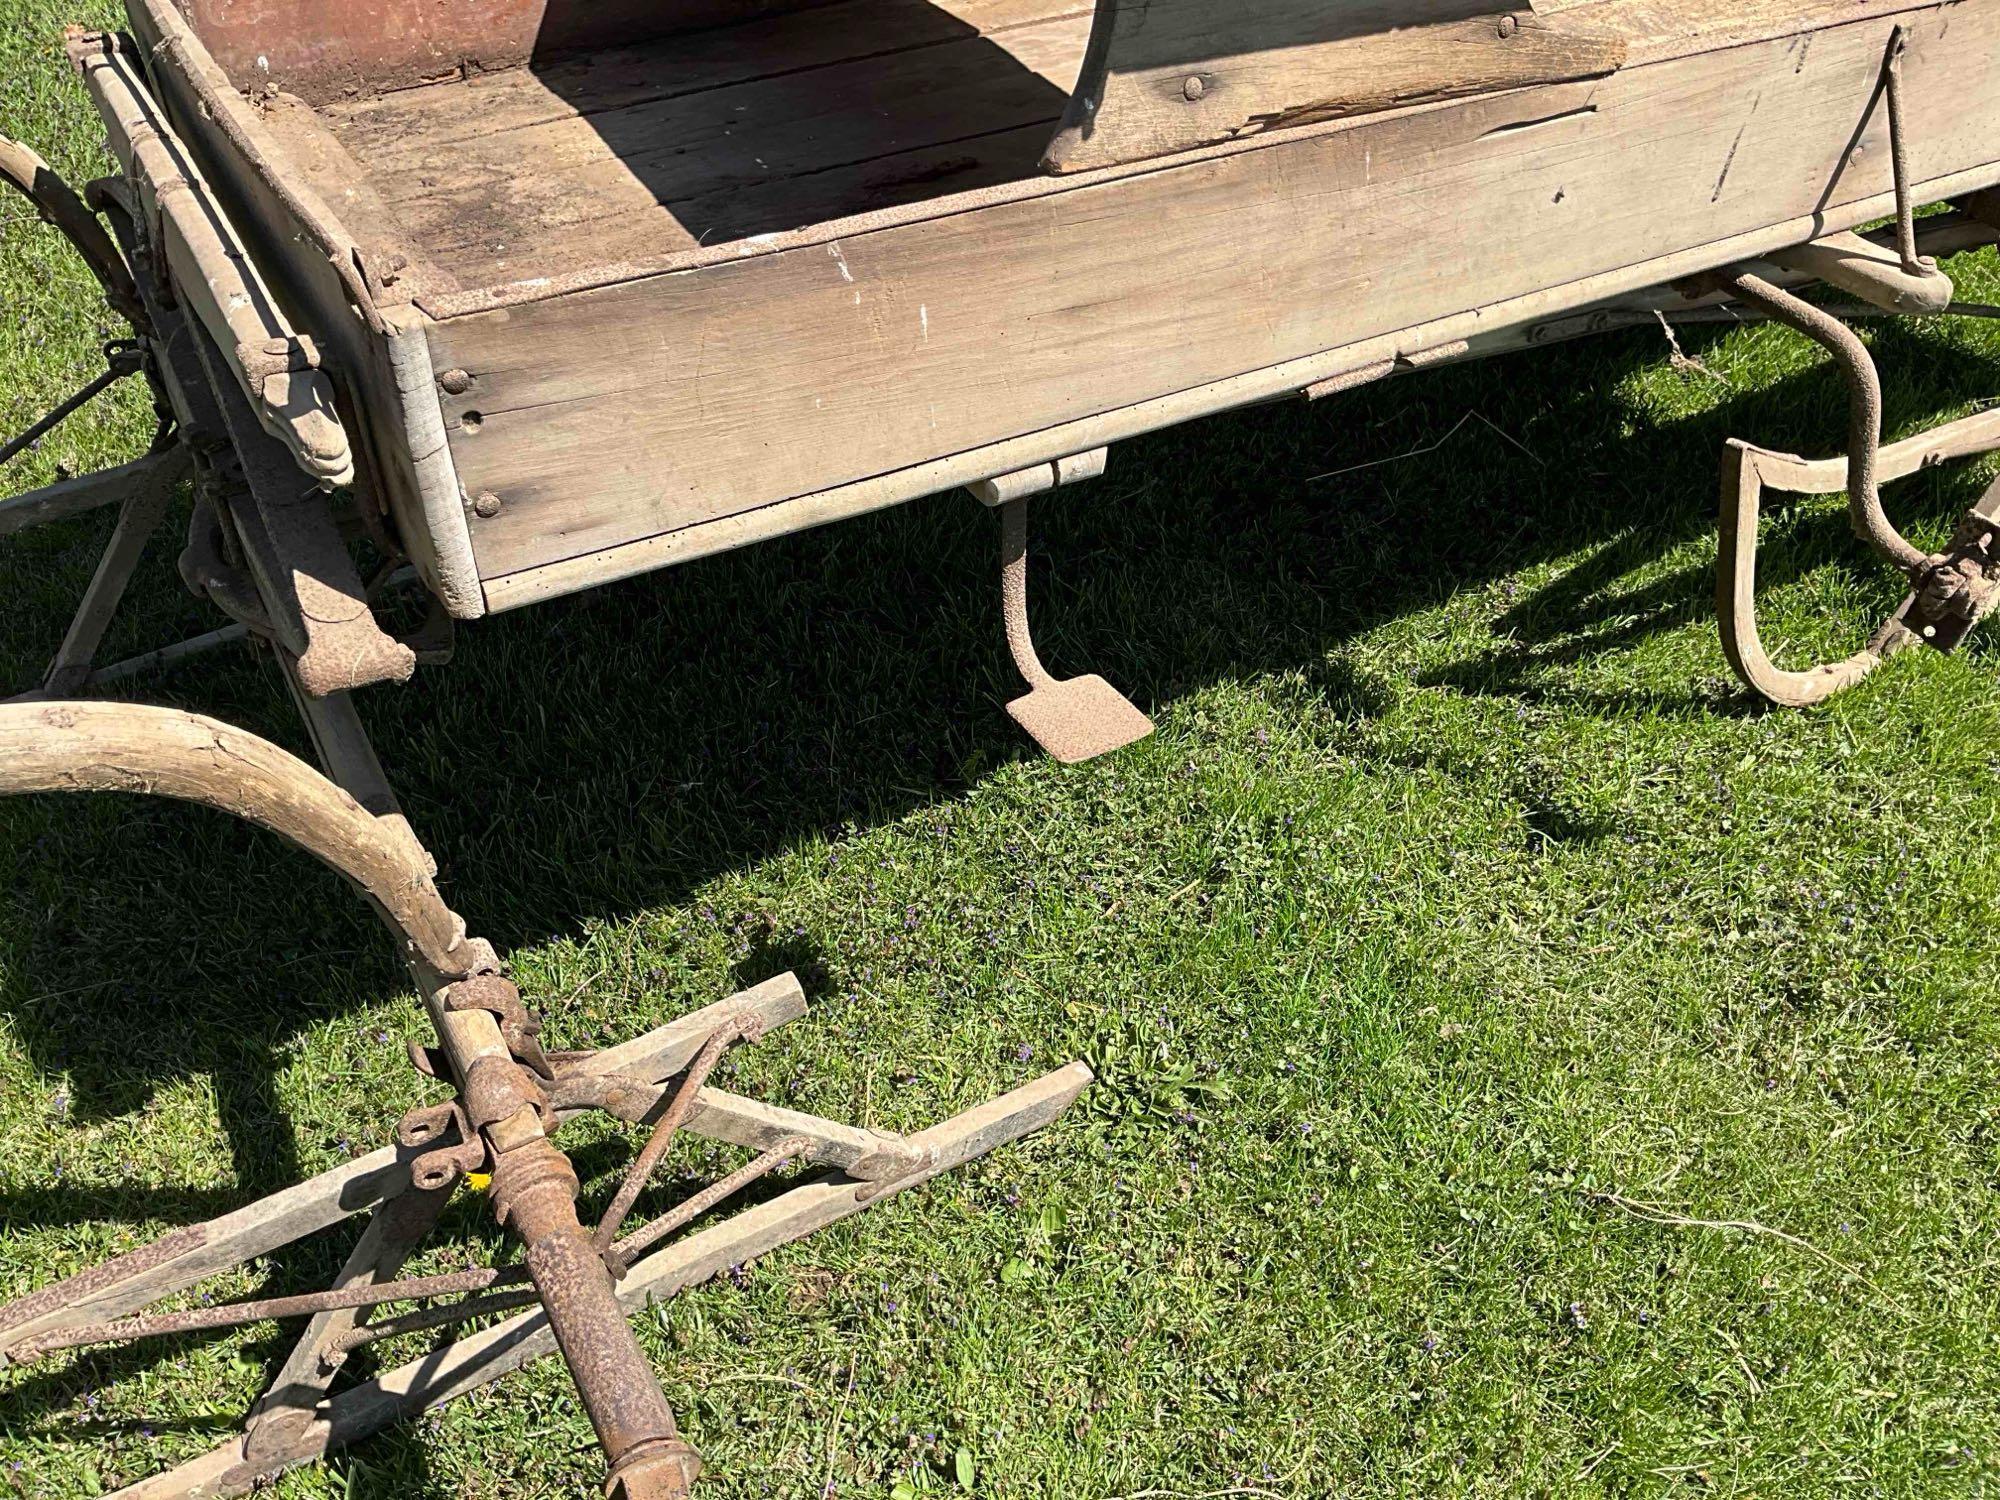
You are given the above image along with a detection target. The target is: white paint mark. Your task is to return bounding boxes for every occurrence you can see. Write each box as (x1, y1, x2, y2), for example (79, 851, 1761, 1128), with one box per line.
(828, 243, 854, 283)
(920, 304, 930, 340)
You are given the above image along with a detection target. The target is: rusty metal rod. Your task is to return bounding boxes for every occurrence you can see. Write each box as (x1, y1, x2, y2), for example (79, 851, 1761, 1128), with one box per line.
(593, 1021, 749, 1253)
(1883, 25, 1923, 277)
(610, 1136, 812, 1275)
(0, 362, 131, 465)
(1000, 498, 1057, 692)
(4, 1263, 529, 1364)
(327, 1285, 545, 1359)
(493, 1142, 700, 1498)
(1718, 269, 1932, 577)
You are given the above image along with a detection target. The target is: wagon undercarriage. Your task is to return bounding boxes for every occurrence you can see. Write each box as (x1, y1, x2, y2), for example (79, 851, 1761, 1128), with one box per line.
(7, 0, 2000, 1494)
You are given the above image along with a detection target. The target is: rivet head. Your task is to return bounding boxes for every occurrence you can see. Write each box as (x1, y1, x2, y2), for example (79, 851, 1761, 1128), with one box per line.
(472, 491, 502, 519)
(1497, 13, 1520, 37)
(437, 367, 474, 395)
(1183, 75, 1205, 101)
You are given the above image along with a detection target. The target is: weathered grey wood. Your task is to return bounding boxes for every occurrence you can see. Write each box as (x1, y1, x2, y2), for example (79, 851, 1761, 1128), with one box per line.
(119, 0, 486, 620)
(180, 315, 416, 697)
(1045, 0, 1626, 173)
(591, 1085, 929, 1180)
(321, 0, 1087, 289)
(430, 0, 2000, 587)
(0, 448, 187, 538)
(574, 972, 808, 1083)
(112, 1063, 1092, 1500)
(327, 0, 1082, 159)
(241, 1186, 449, 1462)
(379, 308, 483, 620)
(35, 473, 177, 697)
(172, 0, 854, 104)
(0, 1144, 415, 1358)
(71, 34, 353, 488)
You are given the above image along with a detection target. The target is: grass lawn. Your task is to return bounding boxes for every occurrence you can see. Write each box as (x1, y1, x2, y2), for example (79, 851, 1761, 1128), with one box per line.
(6, 7, 2000, 1496)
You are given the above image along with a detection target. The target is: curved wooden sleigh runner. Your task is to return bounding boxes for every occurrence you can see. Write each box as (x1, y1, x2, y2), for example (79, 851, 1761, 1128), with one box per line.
(8, 0, 2000, 1494)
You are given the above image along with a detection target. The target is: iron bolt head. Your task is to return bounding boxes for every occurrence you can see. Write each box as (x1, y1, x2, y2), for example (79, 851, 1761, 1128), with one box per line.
(1183, 75, 1206, 101)
(1498, 13, 1520, 37)
(438, 367, 474, 395)
(473, 491, 503, 519)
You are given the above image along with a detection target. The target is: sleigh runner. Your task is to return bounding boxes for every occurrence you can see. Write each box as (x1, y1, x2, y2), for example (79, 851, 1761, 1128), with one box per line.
(4, 0, 2000, 1494)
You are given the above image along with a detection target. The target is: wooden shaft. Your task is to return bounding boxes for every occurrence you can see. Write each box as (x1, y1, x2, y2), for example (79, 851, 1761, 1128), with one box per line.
(0, 701, 472, 975)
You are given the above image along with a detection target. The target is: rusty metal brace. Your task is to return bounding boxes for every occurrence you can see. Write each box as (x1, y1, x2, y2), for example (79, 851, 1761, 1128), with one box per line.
(593, 1016, 762, 1255)
(1710, 30, 2000, 707)
(1712, 269, 2000, 707)
(0, 339, 147, 467)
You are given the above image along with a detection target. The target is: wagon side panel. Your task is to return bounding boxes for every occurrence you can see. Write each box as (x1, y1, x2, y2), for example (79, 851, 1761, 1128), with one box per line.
(427, 3, 2000, 602)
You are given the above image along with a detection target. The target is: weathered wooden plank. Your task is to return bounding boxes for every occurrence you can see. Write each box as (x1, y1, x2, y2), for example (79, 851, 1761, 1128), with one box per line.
(168, 0, 853, 104)
(324, 0, 1090, 159)
(1044, 0, 1628, 173)
(573, 972, 808, 1083)
(331, 5, 1088, 288)
(109, 1063, 1093, 1500)
(0, 1146, 415, 1357)
(0, 449, 187, 538)
(1046, 0, 1958, 177)
(36, 469, 177, 698)
(431, 1, 2000, 586)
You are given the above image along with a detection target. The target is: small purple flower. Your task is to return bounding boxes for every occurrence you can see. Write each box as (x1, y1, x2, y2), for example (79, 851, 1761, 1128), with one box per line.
(1015, 1043, 1034, 1063)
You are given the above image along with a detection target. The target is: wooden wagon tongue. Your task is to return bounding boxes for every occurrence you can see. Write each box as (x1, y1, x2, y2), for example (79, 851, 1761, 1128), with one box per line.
(969, 450, 1156, 764)
(0, 702, 1092, 1500)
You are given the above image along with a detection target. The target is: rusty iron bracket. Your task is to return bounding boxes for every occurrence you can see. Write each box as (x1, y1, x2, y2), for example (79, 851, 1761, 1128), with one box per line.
(396, 1099, 489, 1192)
(1885, 489, 2000, 652)
(446, 971, 556, 1080)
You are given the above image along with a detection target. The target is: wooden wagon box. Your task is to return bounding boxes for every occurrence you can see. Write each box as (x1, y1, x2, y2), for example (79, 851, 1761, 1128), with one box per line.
(81, 0, 2000, 622)
(10, 3, 2000, 1494)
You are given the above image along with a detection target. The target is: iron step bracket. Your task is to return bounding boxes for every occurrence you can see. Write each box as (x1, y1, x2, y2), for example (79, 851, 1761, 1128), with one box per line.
(991, 468, 1154, 763)
(1769, 228, 1954, 314)
(966, 446, 1108, 507)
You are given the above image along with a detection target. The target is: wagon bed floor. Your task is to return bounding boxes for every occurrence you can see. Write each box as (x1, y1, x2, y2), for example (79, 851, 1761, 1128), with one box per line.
(313, 0, 1092, 295)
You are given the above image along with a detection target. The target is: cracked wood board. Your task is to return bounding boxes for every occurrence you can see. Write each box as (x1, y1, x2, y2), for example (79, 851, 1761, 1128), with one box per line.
(1043, 0, 1628, 173)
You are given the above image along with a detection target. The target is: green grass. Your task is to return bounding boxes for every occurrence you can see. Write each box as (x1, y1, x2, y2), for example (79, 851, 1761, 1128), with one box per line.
(7, 10, 2000, 1497)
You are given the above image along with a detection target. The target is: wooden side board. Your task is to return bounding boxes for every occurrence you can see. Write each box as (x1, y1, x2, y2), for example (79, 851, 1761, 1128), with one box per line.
(1042, 0, 1953, 173)
(426, 0, 2000, 595)
(1044, 0, 1628, 173)
(166, 0, 852, 104)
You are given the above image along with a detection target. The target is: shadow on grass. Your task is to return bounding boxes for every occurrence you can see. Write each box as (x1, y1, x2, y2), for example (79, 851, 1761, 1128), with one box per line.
(1, 291, 1996, 1492)
(7, 308, 1998, 1116)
